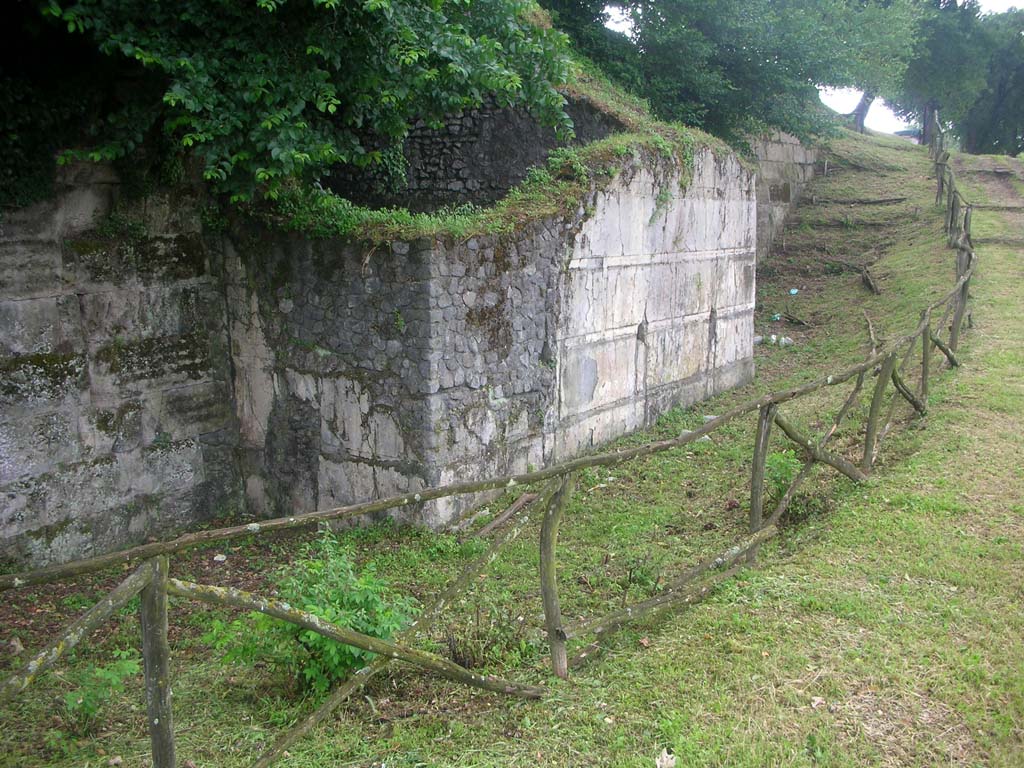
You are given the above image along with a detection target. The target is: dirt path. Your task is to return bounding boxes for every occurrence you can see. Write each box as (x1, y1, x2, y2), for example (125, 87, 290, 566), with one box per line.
(949, 154, 1024, 511)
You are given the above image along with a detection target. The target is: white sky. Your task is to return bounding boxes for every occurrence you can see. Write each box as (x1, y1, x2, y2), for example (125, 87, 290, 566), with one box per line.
(608, 2, 1019, 135)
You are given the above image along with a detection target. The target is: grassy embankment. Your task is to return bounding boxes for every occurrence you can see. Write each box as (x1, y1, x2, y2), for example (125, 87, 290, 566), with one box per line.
(3, 133, 1022, 768)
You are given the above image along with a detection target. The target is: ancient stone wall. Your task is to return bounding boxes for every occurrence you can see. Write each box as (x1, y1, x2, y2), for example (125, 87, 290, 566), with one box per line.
(1, 126, 761, 565)
(232, 148, 757, 527)
(0, 165, 241, 566)
(556, 151, 756, 458)
(753, 132, 820, 261)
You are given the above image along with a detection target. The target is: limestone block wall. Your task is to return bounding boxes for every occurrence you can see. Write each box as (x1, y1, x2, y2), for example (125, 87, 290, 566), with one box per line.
(233, 148, 757, 527)
(753, 132, 819, 261)
(0, 166, 241, 566)
(1, 142, 758, 564)
(555, 151, 756, 457)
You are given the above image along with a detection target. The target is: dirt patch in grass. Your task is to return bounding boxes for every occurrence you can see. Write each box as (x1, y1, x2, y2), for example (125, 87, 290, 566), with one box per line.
(835, 687, 979, 767)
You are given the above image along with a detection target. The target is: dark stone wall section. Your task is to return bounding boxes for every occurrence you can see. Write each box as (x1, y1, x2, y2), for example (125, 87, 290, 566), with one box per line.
(329, 97, 623, 212)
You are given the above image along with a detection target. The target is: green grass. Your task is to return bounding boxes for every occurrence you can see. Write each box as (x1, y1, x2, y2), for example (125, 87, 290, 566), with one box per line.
(3, 132, 1023, 767)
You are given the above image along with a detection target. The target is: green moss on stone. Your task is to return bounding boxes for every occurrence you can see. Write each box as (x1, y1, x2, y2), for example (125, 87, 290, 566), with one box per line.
(0, 352, 87, 402)
(94, 401, 142, 437)
(95, 331, 211, 381)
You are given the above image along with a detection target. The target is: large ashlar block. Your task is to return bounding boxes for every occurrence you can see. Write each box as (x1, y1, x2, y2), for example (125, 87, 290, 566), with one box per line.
(549, 149, 756, 463)
(644, 314, 712, 388)
(753, 132, 820, 261)
(0, 242, 66, 300)
(0, 165, 241, 566)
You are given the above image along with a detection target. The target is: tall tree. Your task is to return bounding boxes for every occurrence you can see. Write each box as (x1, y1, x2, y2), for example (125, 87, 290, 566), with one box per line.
(544, 0, 923, 140)
(824, 0, 922, 132)
(889, 0, 991, 145)
(957, 10, 1024, 155)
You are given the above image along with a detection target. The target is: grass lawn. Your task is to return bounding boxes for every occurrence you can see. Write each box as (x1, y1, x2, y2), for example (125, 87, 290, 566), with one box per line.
(2, 132, 1021, 768)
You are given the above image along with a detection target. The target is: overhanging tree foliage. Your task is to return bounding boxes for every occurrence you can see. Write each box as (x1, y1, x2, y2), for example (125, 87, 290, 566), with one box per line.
(2, 0, 574, 205)
(830, 0, 922, 132)
(956, 9, 1024, 155)
(544, 0, 922, 140)
(887, 0, 991, 145)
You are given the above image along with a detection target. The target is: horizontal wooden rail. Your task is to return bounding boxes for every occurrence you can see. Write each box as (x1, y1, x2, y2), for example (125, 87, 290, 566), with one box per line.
(565, 525, 777, 641)
(1, 349, 898, 592)
(569, 564, 743, 670)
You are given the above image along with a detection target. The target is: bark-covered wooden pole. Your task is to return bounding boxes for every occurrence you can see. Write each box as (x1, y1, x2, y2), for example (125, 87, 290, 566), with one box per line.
(920, 320, 932, 401)
(946, 176, 956, 234)
(891, 368, 927, 416)
(749, 404, 777, 533)
(539, 472, 575, 679)
(167, 579, 544, 698)
(949, 195, 961, 244)
(773, 412, 868, 483)
(569, 565, 743, 669)
(931, 330, 960, 367)
(140, 556, 175, 768)
(950, 249, 972, 352)
(862, 352, 896, 473)
(748, 403, 777, 563)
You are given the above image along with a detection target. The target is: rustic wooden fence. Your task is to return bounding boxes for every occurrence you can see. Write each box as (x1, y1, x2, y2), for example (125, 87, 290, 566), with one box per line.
(0, 138, 976, 767)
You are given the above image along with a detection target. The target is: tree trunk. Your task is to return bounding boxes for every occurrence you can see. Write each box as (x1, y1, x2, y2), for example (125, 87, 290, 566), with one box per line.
(922, 102, 939, 147)
(852, 92, 875, 133)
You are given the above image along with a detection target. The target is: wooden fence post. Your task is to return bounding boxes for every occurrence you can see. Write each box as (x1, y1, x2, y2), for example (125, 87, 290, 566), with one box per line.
(920, 319, 931, 401)
(946, 177, 955, 234)
(862, 353, 896, 472)
(140, 555, 175, 768)
(539, 472, 575, 679)
(949, 194, 960, 244)
(748, 403, 777, 562)
(950, 249, 972, 352)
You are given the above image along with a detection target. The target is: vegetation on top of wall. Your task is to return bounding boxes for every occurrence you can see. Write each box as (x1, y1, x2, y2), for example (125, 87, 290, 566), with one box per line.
(2, 1, 748, 243)
(261, 36, 747, 244)
(264, 122, 735, 245)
